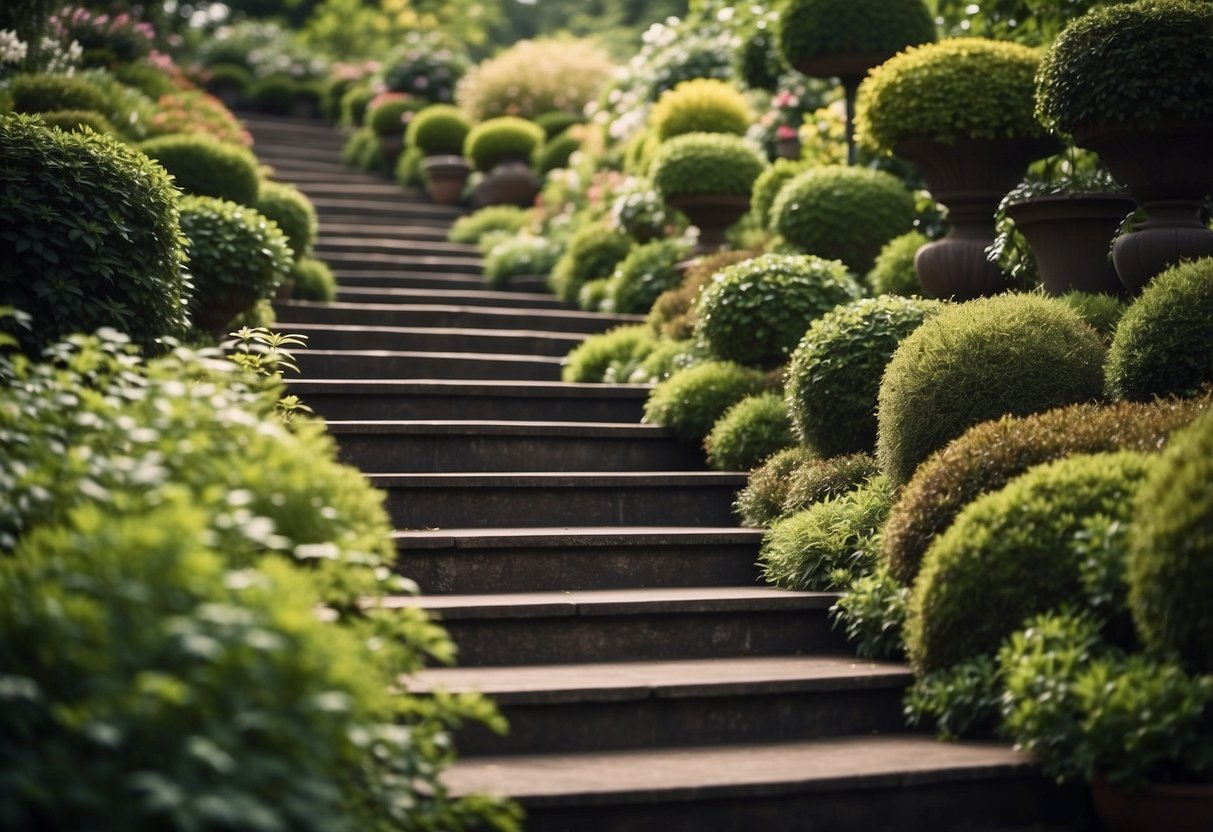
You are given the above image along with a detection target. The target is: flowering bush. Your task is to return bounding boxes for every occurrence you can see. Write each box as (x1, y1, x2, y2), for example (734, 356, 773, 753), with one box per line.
(145, 89, 252, 146)
(50, 6, 154, 68)
(749, 77, 830, 158)
(194, 20, 328, 82)
(456, 38, 616, 121)
(380, 30, 470, 103)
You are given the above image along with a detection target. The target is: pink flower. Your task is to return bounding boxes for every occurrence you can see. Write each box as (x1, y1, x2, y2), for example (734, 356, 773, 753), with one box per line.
(776, 125, 798, 140)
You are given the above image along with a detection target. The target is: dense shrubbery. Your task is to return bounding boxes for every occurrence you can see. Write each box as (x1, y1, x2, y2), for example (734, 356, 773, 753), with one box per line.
(647, 250, 754, 341)
(139, 133, 262, 205)
(734, 446, 818, 528)
(533, 132, 581, 175)
(463, 117, 546, 172)
(1059, 290, 1126, 343)
(866, 231, 927, 296)
(704, 393, 796, 472)
(776, 0, 936, 71)
(561, 324, 655, 384)
(644, 361, 767, 443)
(448, 205, 531, 244)
(603, 238, 693, 315)
(291, 256, 337, 302)
(650, 132, 767, 198)
(749, 159, 809, 230)
(406, 104, 472, 156)
(648, 78, 753, 141)
(36, 108, 115, 134)
(9, 72, 109, 116)
(781, 453, 883, 520)
(253, 181, 318, 258)
(483, 235, 563, 289)
(455, 38, 615, 121)
(367, 94, 422, 136)
(549, 223, 634, 305)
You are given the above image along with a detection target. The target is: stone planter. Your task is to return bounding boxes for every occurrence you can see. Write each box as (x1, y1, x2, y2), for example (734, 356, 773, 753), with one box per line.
(1092, 777, 1213, 832)
(1005, 193, 1136, 297)
(895, 135, 1058, 300)
(423, 155, 471, 206)
(664, 193, 751, 253)
(473, 159, 537, 208)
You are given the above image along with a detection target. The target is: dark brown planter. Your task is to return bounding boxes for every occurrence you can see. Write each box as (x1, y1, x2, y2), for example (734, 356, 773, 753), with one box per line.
(895, 134, 1059, 300)
(1074, 123, 1213, 293)
(193, 286, 261, 340)
(664, 193, 751, 253)
(378, 133, 404, 169)
(473, 160, 537, 208)
(1005, 193, 1136, 297)
(422, 155, 471, 206)
(776, 137, 802, 160)
(1092, 777, 1213, 832)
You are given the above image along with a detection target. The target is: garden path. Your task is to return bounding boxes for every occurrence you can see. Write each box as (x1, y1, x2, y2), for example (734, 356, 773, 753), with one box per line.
(250, 114, 1087, 832)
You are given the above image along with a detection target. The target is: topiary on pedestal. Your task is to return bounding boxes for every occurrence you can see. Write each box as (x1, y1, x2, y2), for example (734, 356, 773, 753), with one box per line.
(463, 117, 545, 172)
(648, 78, 754, 142)
(406, 104, 472, 156)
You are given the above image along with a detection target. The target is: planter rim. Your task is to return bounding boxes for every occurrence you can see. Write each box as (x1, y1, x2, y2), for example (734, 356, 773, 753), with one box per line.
(794, 51, 893, 83)
(422, 154, 471, 170)
(1072, 118, 1213, 143)
(893, 132, 1059, 156)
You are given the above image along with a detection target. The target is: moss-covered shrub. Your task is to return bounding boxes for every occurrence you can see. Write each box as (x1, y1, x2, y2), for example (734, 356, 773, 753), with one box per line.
(1036, 0, 1213, 136)
(787, 295, 943, 457)
(463, 117, 545, 172)
(695, 253, 862, 369)
(253, 181, 318, 258)
(1059, 290, 1126, 344)
(291, 255, 337, 302)
(605, 238, 690, 315)
(750, 158, 810, 230)
(648, 78, 754, 142)
(448, 204, 531, 244)
(561, 324, 655, 384)
(1105, 258, 1213, 402)
(876, 294, 1106, 485)
(760, 475, 896, 591)
(735, 446, 818, 528)
(139, 133, 262, 206)
(368, 95, 423, 136)
(36, 108, 116, 135)
(178, 195, 293, 332)
(776, 0, 936, 72)
(770, 166, 916, 274)
(548, 223, 634, 305)
(704, 393, 797, 472)
(406, 104, 472, 156)
(533, 132, 581, 175)
(644, 361, 768, 443)
(0, 115, 187, 354)
(647, 250, 755, 340)
(855, 38, 1047, 155)
(534, 110, 584, 138)
(650, 132, 767, 198)
(9, 73, 109, 115)
(883, 396, 1208, 586)
(866, 230, 927, 296)
(1129, 408, 1213, 674)
(907, 451, 1153, 674)
(483, 235, 562, 289)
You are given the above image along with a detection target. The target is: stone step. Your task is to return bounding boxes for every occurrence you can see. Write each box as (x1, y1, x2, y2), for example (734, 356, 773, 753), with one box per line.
(320, 223, 452, 243)
(277, 323, 582, 356)
(274, 299, 642, 334)
(333, 269, 547, 294)
(409, 655, 913, 755)
(383, 587, 844, 666)
(394, 527, 762, 594)
(371, 471, 745, 530)
(242, 113, 347, 140)
(308, 196, 459, 225)
(328, 420, 705, 473)
(334, 285, 561, 309)
(255, 145, 346, 165)
(324, 253, 485, 276)
(440, 736, 1086, 832)
(287, 379, 649, 422)
(316, 235, 479, 258)
(294, 349, 563, 382)
(296, 180, 430, 199)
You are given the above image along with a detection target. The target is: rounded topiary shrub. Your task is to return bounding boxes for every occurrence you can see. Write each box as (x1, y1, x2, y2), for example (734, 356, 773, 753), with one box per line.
(883, 396, 1208, 586)
(291, 255, 337, 302)
(1105, 258, 1213, 402)
(368, 96, 422, 137)
(37, 109, 116, 135)
(650, 132, 767, 198)
(750, 158, 809, 231)
(855, 38, 1047, 155)
(448, 204, 531, 244)
(0, 115, 188, 354)
(483, 235, 562, 289)
(253, 181, 318, 258)
(906, 451, 1153, 674)
(1128, 408, 1213, 674)
(777, 0, 936, 74)
(866, 230, 927, 296)
(549, 223, 634, 305)
(605, 238, 691, 315)
(771, 166, 917, 274)
(782, 452, 882, 518)
(696, 253, 863, 369)
(178, 195, 293, 333)
(788, 295, 943, 457)
(647, 250, 755, 341)
(648, 78, 754, 142)
(704, 392, 797, 472)
(463, 116, 545, 172)
(534, 132, 581, 175)
(876, 293, 1107, 485)
(339, 83, 376, 128)
(644, 361, 768, 443)
(561, 324, 655, 384)
(406, 104, 472, 156)
(139, 133, 262, 206)
(535, 110, 584, 138)
(9, 73, 109, 115)
(735, 445, 819, 528)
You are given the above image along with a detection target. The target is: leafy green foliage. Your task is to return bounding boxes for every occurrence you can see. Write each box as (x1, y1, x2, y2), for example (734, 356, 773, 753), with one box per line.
(759, 475, 896, 591)
(855, 38, 1046, 154)
(749, 158, 809, 231)
(610, 186, 683, 243)
(253, 181, 318, 258)
(647, 250, 755, 340)
(448, 205, 531, 244)
(1106, 257, 1213, 402)
(1059, 290, 1126, 343)
(650, 132, 767, 198)
(463, 116, 545, 172)
(695, 253, 862, 368)
(533, 132, 581, 175)
(139, 134, 262, 206)
(906, 451, 1152, 674)
(380, 31, 470, 103)
(882, 396, 1208, 586)
(561, 324, 655, 384)
(250, 73, 299, 116)
(35, 109, 116, 135)
(0, 114, 188, 354)
(367, 96, 423, 136)
(1036, 0, 1213, 135)
(776, 0, 935, 69)
(648, 78, 754, 141)
(9, 72, 109, 115)
(866, 230, 927, 296)
(341, 125, 378, 168)
(202, 62, 254, 98)
(734, 445, 818, 528)
(603, 237, 691, 315)
(904, 656, 1003, 739)
(406, 104, 472, 156)
(787, 295, 942, 457)
(933, 0, 1101, 45)
(771, 165, 917, 275)
(455, 38, 616, 121)
(876, 293, 1106, 485)
(290, 256, 337, 302)
(339, 83, 375, 128)
(483, 235, 562, 289)
(704, 393, 796, 472)
(782, 452, 882, 518)
(631, 338, 705, 385)
(1129, 409, 1213, 674)
(832, 563, 910, 660)
(548, 222, 634, 304)
(644, 360, 768, 443)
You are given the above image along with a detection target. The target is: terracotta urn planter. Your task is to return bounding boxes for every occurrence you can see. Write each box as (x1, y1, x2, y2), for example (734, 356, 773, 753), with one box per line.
(895, 134, 1058, 300)
(1073, 123, 1213, 293)
(1005, 192, 1136, 297)
(664, 193, 751, 253)
(1092, 777, 1213, 832)
(422, 155, 471, 206)
(472, 159, 537, 208)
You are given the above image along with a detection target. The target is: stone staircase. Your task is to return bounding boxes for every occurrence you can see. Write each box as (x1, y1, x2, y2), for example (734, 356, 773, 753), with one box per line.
(247, 114, 1090, 832)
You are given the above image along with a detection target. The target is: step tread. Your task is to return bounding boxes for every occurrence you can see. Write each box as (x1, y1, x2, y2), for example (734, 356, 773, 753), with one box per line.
(277, 299, 643, 324)
(326, 420, 674, 437)
(276, 322, 583, 344)
(317, 236, 479, 254)
(304, 348, 562, 363)
(393, 526, 763, 549)
(408, 655, 911, 703)
(369, 471, 746, 487)
(336, 286, 554, 305)
(288, 378, 650, 397)
(442, 735, 1037, 804)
